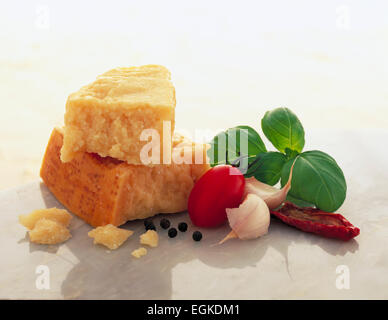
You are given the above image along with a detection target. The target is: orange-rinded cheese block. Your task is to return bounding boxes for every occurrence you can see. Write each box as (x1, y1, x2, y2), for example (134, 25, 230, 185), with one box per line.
(40, 128, 209, 227)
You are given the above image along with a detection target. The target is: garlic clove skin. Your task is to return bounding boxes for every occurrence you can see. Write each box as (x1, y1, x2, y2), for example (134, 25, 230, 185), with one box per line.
(244, 158, 296, 210)
(219, 194, 270, 244)
(218, 230, 238, 245)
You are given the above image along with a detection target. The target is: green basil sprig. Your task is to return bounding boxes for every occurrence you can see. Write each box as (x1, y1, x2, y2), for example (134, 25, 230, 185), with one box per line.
(245, 152, 287, 186)
(207, 107, 347, 212)
(208, 125, 266, 166)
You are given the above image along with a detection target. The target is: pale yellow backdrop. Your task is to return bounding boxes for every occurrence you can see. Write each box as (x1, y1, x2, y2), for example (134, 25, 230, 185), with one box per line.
(1, 0, 387, 189)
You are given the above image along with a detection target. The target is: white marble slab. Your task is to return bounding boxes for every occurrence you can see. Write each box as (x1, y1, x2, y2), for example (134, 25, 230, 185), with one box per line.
(0, 130, 387, 299)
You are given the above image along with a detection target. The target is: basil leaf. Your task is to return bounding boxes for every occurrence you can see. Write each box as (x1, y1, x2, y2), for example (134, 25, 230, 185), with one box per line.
(208, 131, 228, 166)
(285, 194, 315, 207)
(235, 125, 267, 155)
(261, 107, 305, 154)
(207, 126, 267, 167)
(284, 147, 300, 160)
(280, 150, 347, 212)
(246, 152, 287, 185)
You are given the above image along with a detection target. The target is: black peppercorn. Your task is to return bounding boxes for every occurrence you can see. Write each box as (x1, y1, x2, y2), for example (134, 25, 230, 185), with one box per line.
(178, 222, 188, 232)
(168, 227, 178, 238)
(145, 220, 156, 231)
(160, 218, 170, 229)
(144, 219, 153, 228)
(192, 231, 202, 241)
(146, 224, 156, 231)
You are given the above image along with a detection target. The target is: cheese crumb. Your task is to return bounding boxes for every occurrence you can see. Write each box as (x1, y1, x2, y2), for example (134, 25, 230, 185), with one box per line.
(29, 218, 71, 244)
(19, 207, 72, 230)
(131, 247, 148, 258)
(19, 208, 72, 245)
(140, 229, 159, 247)
(88, 224, 133, 250)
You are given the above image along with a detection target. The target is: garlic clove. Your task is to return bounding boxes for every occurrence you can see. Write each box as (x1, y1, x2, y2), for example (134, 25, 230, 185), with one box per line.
(244, 158, 296, 210)
(219, 194, 270, 244)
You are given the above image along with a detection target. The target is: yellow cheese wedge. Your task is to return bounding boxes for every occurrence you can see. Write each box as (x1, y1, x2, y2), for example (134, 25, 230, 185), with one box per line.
(40, 128, 209, 227)
(60, 65, 176, 165)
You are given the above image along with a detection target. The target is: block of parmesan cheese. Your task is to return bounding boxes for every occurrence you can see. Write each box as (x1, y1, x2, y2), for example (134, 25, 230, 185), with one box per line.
(41, 128, 209, 227)
(60, 65, 176, 164)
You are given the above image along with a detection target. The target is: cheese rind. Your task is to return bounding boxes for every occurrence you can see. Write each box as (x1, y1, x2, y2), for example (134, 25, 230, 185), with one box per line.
(41, 128, 210, 227)
(60, 65, 176, 164)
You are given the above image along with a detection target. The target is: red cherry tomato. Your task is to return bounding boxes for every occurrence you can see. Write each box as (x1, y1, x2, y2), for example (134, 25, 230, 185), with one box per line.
(188, 165, 245, 228)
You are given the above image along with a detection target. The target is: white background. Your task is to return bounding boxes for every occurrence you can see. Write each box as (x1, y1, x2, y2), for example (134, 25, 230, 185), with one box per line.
(1, 0, 388, 189)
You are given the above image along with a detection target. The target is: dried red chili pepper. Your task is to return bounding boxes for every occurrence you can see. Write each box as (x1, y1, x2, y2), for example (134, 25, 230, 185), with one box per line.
(271, 202, 360, 241)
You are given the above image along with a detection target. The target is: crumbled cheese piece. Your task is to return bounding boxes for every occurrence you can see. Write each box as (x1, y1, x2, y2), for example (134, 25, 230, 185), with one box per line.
(29, 218, 71, 244)
(19, 207, 72, 230)
(139, 230, 159, 247)
(131, 247, 148, 258)
(88, 224, 133, 250)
